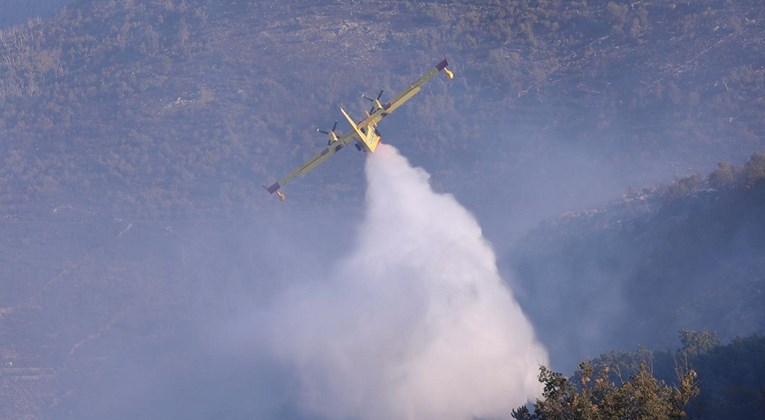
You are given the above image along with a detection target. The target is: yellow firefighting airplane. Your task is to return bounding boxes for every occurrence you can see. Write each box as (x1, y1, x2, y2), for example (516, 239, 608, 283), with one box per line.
(265, 59, 454, 200)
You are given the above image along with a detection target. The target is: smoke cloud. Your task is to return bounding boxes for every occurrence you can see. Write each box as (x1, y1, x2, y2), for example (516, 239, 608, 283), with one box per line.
(262, 145, 548, 419)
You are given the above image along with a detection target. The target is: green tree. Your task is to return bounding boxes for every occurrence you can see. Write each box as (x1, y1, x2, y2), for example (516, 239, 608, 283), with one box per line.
(708, 161, 739, 190)
(663, 175, 702, 202)
(513, 361, 699, 419)
(684, 334, 765, 418)
(677, 329, 720, 373)
(679, 329, 719, 358)
(744, 151, 765, 188)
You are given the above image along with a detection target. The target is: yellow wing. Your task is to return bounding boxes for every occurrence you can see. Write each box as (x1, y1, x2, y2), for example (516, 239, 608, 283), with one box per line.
(351, 59, 453, 132)
(266, 59, 453, 199)
(264, 131, 356, 197)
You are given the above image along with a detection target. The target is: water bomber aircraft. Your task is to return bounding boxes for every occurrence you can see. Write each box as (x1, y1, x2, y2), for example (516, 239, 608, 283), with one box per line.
(265, 59, 454, 201)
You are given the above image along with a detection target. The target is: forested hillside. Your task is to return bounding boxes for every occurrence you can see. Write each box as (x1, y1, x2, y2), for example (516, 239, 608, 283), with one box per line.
(0, 0, 74, 28)
(1, 0, 764, 418)
(509, 151, 765, 370)
(1, 0, 763, 220)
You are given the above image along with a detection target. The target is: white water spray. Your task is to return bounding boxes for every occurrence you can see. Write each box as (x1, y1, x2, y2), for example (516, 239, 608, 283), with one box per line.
(268, 145, 547, 419)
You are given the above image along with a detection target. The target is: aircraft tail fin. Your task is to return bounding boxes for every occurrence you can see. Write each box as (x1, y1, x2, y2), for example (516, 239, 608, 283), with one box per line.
(340, 107, 364, 138)
(341, 107, 380, 153)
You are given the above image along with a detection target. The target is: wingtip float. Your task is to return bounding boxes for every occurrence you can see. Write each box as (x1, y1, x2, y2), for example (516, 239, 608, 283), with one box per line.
(265, 59, 454, 201)
(437, 58, 454, 80)
(264, 183, 286, 201)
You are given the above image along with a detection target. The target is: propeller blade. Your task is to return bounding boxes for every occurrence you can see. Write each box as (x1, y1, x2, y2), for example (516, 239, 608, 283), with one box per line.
(316, 120, 337, 136)
(363, 91, 383, 113)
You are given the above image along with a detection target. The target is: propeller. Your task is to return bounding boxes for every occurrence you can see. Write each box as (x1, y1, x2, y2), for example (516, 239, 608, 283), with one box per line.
(317, 121, 339, 145)
(362, 90, 384, 114)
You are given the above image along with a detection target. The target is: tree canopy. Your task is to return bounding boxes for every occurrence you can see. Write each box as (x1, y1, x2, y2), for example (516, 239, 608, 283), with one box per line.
(513, 362, 698, 419)
(514, 331, 765, 419)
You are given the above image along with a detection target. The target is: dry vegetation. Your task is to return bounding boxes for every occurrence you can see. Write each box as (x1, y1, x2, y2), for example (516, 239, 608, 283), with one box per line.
(0, 0, 762, 219)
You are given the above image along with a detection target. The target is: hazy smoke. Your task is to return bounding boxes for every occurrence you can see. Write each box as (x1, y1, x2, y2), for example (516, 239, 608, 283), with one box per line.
(265, 145, 548, 419)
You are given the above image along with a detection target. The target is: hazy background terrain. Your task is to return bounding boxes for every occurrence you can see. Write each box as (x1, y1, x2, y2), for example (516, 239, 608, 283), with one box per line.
(1, 0, 763, 418)
(0, 0, 75, 28)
